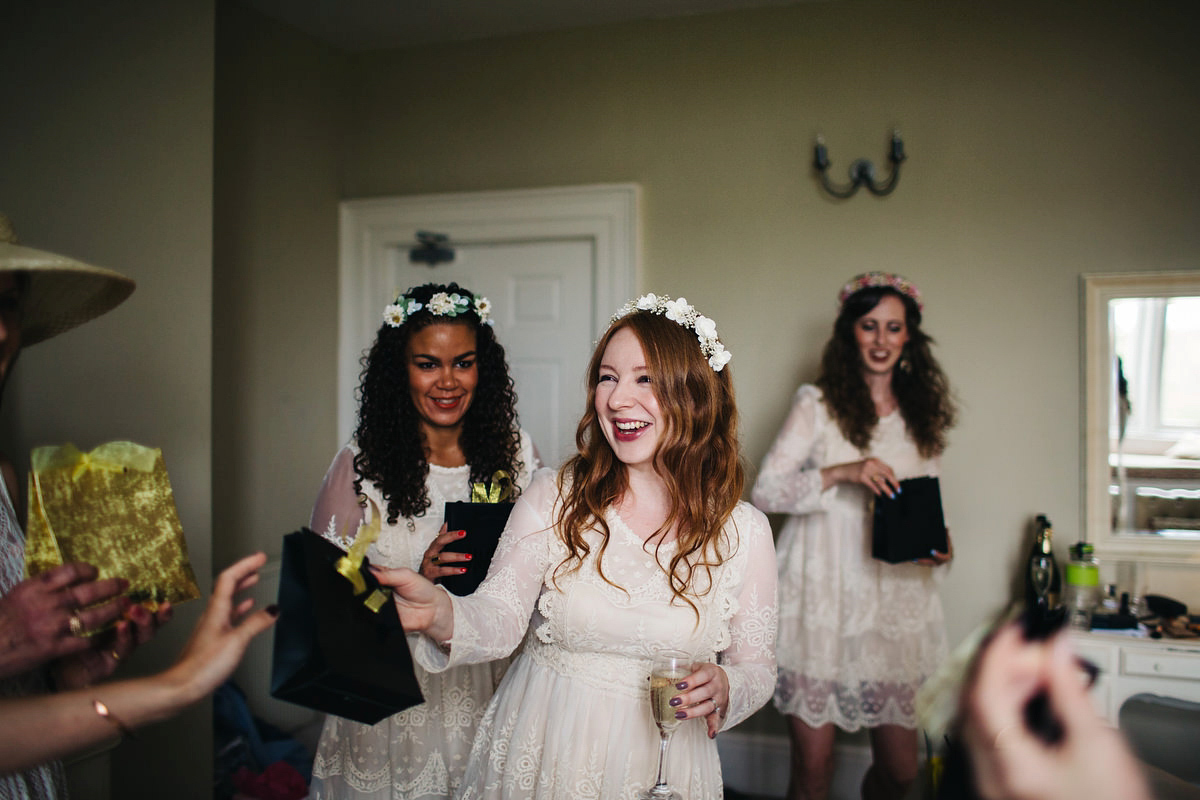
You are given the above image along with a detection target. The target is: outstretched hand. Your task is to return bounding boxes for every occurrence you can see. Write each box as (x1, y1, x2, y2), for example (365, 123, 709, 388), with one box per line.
(164, 552, 278, 704)
(370, 565, 454, 643)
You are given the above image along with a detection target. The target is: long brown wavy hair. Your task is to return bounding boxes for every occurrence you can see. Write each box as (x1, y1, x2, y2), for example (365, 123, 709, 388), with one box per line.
(816, 285, 956, 458)
(554, 311, 745, 613)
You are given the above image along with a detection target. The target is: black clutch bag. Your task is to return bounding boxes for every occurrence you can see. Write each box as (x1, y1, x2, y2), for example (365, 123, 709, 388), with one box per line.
(871, 475, 948, 564)
(269, 527, 424, 724)
(438, 501, 514, 596)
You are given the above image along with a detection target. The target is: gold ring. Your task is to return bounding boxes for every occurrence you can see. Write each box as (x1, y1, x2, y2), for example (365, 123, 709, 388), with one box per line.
(110, 650, 121, 663)
(68, 613, 85, 637)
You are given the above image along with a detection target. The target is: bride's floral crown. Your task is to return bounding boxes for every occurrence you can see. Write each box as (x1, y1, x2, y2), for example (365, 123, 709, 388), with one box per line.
(611, 294, 732, 373)
(383, 288, 494, 328)
(838, 271, 923, 311)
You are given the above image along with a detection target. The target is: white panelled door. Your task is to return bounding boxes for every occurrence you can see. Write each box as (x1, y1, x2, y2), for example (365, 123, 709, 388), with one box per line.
(339, 185, 639, 468)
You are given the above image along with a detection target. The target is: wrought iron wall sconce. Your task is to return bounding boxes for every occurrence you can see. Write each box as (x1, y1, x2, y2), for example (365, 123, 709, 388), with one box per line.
(813, 130, 906, 198)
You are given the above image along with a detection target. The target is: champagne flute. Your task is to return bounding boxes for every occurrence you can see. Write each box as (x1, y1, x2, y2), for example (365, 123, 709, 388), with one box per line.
(638, 649, 691, 800)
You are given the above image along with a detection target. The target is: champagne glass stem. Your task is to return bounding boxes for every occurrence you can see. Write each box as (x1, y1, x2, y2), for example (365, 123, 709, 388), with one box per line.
(652, 731, 670, 790)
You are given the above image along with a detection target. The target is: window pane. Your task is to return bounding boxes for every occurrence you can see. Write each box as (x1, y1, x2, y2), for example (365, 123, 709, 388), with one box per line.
(1161, 296, 1200, 427)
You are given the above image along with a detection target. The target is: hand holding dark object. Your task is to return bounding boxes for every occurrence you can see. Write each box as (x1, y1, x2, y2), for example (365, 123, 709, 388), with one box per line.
(0, 562, 133, 680)
(419, 523, 471, 582)
(831, 457, 901, 497)
(949, 620, 1150, 800)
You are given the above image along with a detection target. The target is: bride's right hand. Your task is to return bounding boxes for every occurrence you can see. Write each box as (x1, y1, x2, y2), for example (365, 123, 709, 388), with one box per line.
(369, 566, 454, 642)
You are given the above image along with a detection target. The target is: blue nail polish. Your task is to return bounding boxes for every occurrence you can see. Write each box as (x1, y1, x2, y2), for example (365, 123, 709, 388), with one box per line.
(897, 486, 903, 494)
(930, 549, 937, 555)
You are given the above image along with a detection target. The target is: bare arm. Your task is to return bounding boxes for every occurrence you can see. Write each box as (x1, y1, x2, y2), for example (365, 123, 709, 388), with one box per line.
(0, 553, 277, 773)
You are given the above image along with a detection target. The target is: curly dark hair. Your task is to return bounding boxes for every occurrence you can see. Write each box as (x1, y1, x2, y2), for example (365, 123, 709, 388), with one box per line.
(352, 282, 523, 524)
(815, 285, 956, 459)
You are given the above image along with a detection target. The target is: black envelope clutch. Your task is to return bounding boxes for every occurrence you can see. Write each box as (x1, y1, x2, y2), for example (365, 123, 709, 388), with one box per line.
(871, 476, 948, 564)
(438, 501, 514, 596)
(270, 528, 424, 724)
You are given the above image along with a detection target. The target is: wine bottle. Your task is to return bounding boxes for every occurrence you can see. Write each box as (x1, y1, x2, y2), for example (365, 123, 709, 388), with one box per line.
(1024, 514, 1062, 609)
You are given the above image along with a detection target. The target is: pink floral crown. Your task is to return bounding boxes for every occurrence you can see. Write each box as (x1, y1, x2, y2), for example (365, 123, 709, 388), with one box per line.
(838, 271, 923, 310)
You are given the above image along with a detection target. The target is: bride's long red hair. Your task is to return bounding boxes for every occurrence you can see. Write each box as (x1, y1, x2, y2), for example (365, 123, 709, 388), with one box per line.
(554, 311, 744, 612)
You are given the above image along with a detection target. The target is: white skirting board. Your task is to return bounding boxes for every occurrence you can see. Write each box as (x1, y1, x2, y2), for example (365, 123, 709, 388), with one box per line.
(717, 731, 872, 800)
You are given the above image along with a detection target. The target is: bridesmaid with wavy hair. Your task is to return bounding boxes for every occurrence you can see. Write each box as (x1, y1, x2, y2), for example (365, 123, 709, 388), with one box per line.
(753, 272, 956, 800)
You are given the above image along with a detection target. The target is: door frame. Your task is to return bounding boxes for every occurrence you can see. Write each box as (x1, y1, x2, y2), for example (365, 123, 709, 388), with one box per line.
(338, 184, 640, 446)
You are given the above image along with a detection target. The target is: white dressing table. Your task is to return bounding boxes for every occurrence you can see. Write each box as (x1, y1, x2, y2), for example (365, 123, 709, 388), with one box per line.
(1070, 630, 1200, 724)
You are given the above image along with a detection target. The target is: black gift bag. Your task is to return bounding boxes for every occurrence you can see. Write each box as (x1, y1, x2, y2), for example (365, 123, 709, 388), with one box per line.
(871, 476, 949, 564)
(438, 501, 515, 596)
(270, 528, 423, 725)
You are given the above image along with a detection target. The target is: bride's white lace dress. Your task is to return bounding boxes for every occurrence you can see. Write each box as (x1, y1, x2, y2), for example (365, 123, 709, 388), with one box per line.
(412, 469, 778, 800)
(309, 432, 538, 800)
(751, 384, 948, 731)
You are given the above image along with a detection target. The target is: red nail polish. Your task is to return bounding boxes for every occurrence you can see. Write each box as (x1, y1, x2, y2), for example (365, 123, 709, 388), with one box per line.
(459, 568, 467, 574)
(457, 530, 467, 538)
(464, 554, 472, 561)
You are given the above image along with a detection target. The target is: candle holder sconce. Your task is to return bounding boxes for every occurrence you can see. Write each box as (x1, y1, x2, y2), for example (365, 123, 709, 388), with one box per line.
(813, 130, 906, 198)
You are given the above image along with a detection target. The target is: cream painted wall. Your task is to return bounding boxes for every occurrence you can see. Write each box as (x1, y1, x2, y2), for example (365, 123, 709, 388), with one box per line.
(332, 1, 1200, 649)
(213, 0, 344, 568)
(0, 0, 216, 796)
(211, 0, 1200, 742)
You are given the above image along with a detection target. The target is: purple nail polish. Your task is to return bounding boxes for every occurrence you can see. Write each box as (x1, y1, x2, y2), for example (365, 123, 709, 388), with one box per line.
(669, 697, 682, 707)
(675, 710, 687, 719)
(676, 681, 688, 690)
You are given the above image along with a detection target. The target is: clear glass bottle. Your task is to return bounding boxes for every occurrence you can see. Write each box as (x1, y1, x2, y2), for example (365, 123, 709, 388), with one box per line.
(1065, 542, 1100, 631)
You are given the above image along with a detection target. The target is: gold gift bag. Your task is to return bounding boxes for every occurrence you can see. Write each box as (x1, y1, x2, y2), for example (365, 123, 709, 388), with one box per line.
(25, 441, 200, 608)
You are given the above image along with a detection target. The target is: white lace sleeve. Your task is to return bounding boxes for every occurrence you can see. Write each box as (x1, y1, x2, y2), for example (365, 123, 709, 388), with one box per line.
(309, 446, 364, 549)
(413, 468, 558, 672)
(751, 385, 835, 516)
(720, 505, 779, 730)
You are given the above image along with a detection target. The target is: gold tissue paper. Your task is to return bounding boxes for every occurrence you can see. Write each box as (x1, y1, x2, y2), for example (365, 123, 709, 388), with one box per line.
(25, 441, 200, 608)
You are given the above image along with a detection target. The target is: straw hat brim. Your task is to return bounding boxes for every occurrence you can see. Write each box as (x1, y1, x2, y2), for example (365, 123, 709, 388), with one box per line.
(0, 241, 135, 347)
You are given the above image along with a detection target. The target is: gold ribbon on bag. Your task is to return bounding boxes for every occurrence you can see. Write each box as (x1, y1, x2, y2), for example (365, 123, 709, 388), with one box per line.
(334, 497, 391, 613)
(469, 471, 513, 504)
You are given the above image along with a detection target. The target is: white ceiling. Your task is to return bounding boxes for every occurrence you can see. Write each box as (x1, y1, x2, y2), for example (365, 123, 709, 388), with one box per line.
(243, 0, 806, 52)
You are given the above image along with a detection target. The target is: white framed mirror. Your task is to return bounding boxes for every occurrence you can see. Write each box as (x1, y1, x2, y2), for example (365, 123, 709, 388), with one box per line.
(1083, 272, 1200, 562)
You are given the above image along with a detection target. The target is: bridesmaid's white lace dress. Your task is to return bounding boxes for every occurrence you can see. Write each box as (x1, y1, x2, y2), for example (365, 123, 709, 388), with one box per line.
(309, 431, 538, 800)
(412, 469, 778, 800)
(751, 385, 947, 731)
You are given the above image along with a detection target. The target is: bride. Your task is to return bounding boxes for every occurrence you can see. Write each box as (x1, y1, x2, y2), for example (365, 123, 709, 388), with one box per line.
(375, 295, 778, 799)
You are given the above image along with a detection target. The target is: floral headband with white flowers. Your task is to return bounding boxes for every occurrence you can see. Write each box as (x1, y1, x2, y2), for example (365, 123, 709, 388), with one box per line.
(611, 294, 732, 373)
(383, 289, 494, 328)
(838, 271, 923, 311)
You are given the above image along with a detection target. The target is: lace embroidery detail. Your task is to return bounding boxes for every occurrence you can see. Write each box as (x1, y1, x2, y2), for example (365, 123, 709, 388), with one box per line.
(753, 384, 947, 730)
